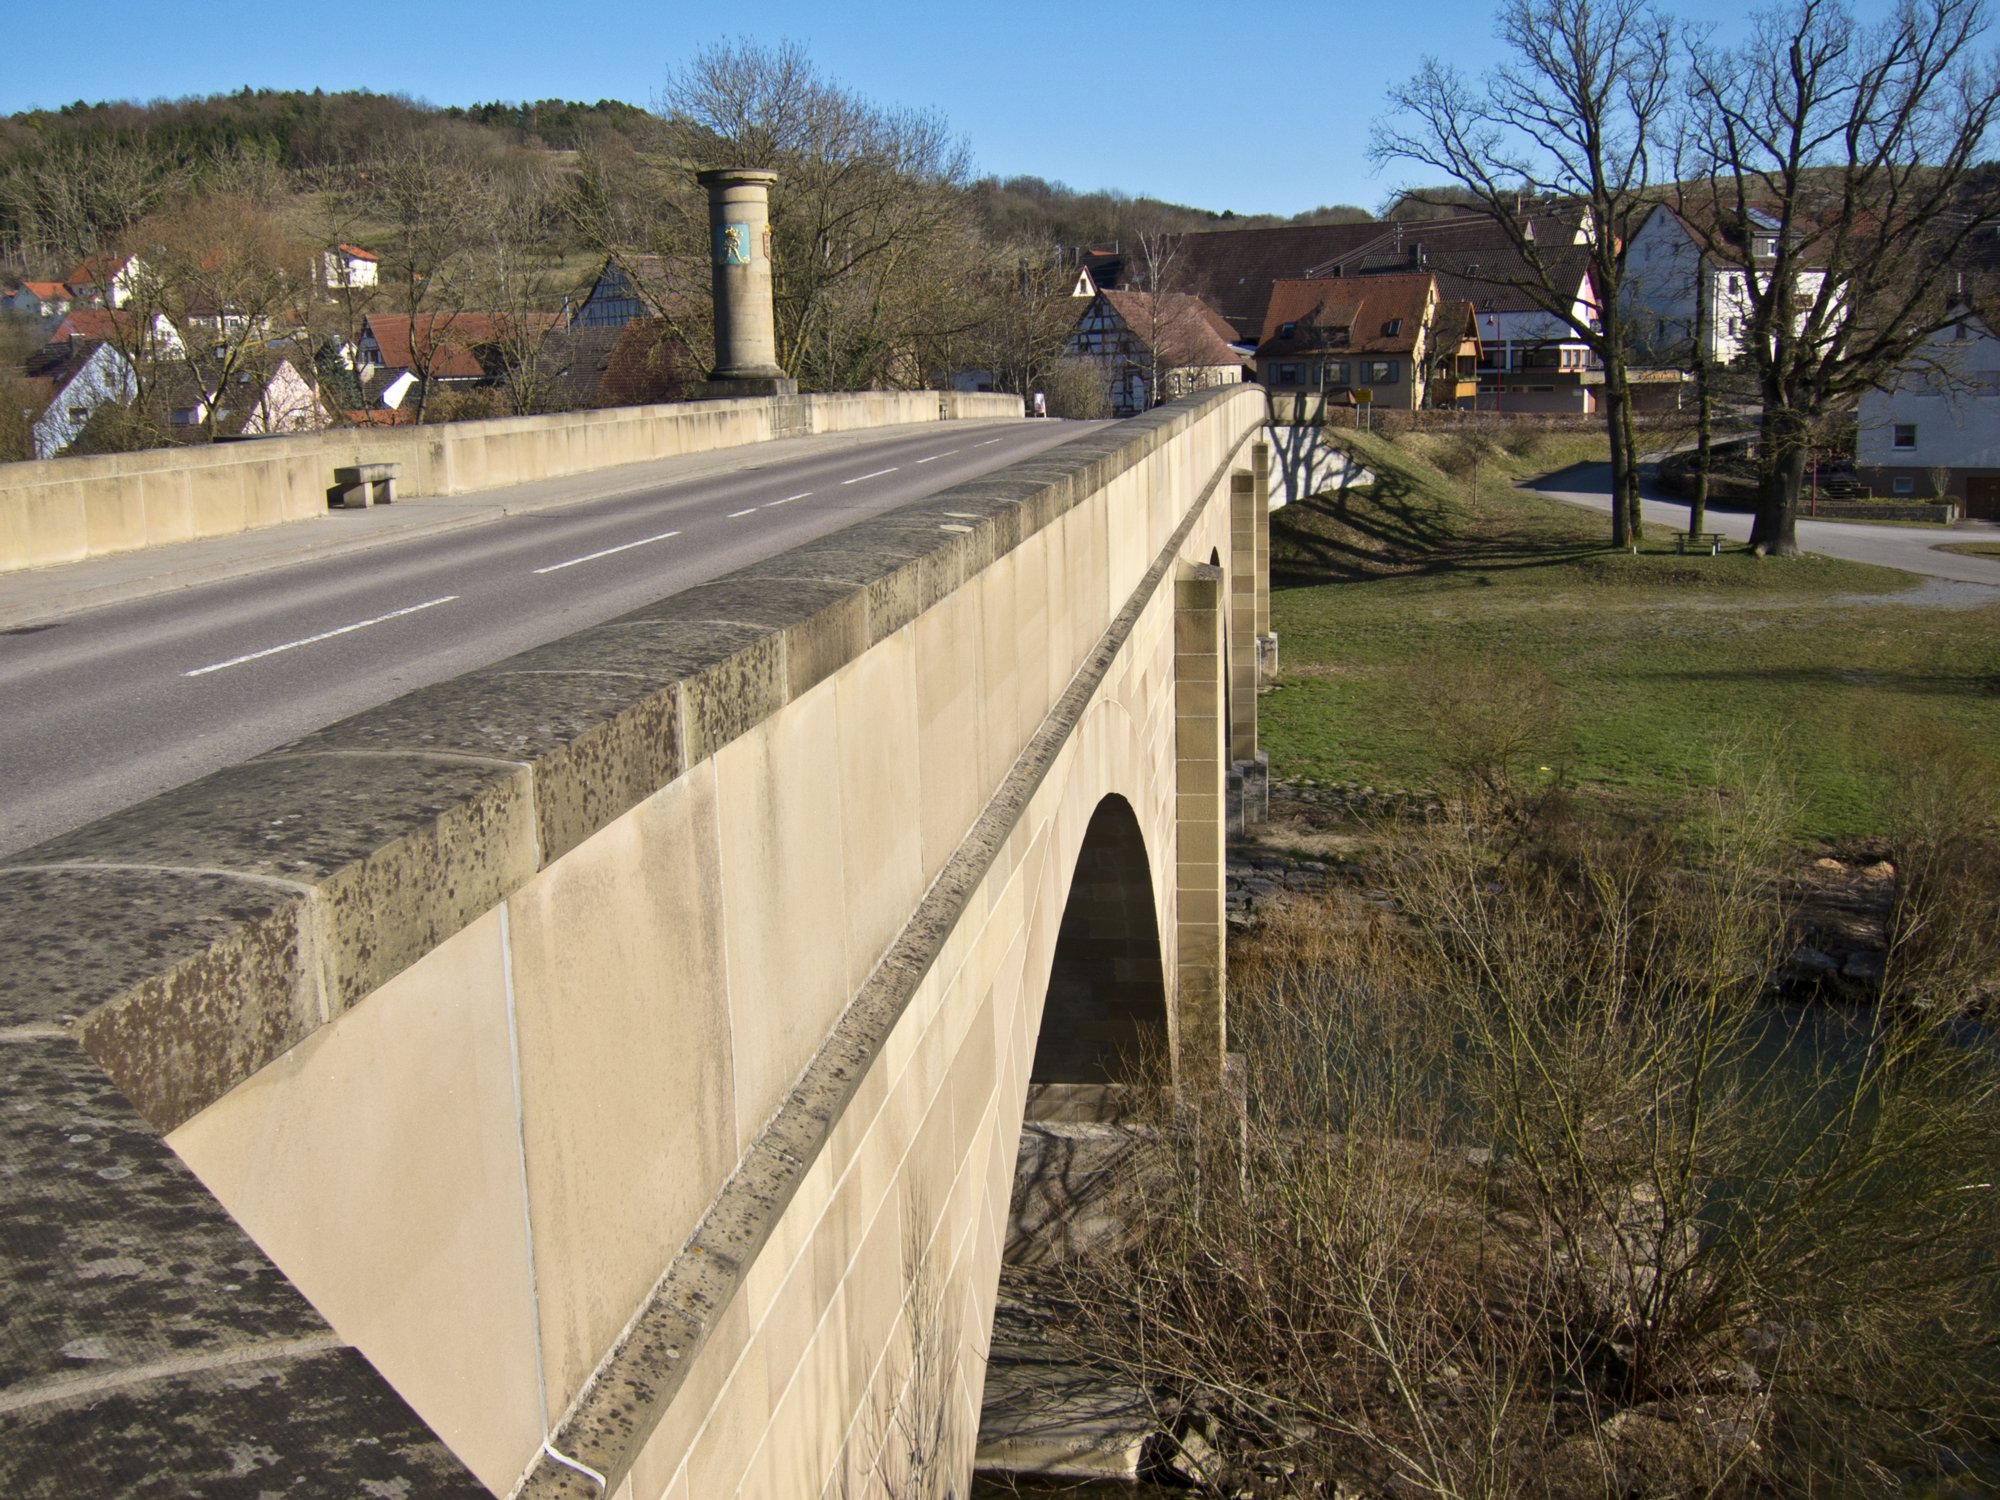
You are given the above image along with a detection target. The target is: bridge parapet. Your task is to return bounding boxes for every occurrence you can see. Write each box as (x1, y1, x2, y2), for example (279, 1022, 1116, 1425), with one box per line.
(0, 389, 1023, 575)
(0, 383, 1270, 1497)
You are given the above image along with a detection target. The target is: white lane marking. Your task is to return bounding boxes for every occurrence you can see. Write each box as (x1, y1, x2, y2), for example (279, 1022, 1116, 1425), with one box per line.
(915, 450, 959, 464)
(765, 492, 811, 508)
(728, 508, 758, 518)
(840, 467, 899, 485)
(974, 437, 1003, 446)
(185, 596, 458, 677)
(532, 528, 680, 575)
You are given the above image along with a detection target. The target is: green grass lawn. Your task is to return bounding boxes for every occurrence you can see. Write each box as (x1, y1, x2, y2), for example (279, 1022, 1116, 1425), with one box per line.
(1937, 541, 2000, 560)
(1264, 428, 2000, 843)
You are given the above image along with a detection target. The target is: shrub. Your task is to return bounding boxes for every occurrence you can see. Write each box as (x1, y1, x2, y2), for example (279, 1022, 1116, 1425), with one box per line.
(1059, 772, 2000, 1497)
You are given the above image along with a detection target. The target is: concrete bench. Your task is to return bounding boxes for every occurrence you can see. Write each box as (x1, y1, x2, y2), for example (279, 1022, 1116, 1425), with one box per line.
(1675, 531, 1726, 556)
(333, 463, 397, 509)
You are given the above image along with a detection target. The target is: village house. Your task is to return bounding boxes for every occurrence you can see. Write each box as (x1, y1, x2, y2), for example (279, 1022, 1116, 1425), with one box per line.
(571, 253, 674, 329)
(1067, 288, 1245, 416)
(1255, 273, 1479, 411)
(49, 305, 186, 358)
(166, 358, 331, 437)
(64, 252, 143, 310)
(321, 244, 379, 293)
(1621, 202, 1834, 367)
(24, 339, 137, 458)
(1855, 307, 2000, 517)
(5, 281, 72, 319)
(358, 310, 564, 385)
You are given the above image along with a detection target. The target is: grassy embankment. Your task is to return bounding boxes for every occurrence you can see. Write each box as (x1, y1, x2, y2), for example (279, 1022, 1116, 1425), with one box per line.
(1263, 428, 2000, 843)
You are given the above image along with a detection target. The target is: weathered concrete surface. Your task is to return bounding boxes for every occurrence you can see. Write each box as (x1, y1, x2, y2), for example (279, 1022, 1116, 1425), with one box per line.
(0, 383, 1269, 1497)
(974, 1118, 1162, 1484)
(0, 389, 1023, 575)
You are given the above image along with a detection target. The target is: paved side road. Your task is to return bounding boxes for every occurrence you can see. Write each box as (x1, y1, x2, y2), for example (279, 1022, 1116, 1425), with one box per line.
(1524, 462, 2000, 589)
(0, 418, 1100, 858)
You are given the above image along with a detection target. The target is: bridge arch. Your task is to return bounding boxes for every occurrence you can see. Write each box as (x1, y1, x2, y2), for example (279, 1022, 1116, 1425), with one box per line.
(1030, 794, 1168, 1086)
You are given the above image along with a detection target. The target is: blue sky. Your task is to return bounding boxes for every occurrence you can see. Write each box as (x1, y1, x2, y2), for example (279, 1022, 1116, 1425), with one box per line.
(0, 0, 1838, 218)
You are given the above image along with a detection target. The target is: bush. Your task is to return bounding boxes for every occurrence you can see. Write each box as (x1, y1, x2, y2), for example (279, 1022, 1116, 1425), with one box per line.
(1059, 772, 2000, 1497)
(1040, 356, 1111, 420)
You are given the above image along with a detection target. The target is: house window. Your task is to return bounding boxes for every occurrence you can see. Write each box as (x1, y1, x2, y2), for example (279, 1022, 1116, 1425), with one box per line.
(1365, 360, 1397, 383)
(1893, 423, 1917, 449)
(1382, 318, 1401, 337)
(1277, 364, 1299, 386)
(1321, 361, 1348, 385)
(1279, 322, 1297, 338)
(1893, 476, 1914, 493)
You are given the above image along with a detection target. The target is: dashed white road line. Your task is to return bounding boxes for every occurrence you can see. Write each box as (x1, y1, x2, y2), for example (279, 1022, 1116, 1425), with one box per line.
(915, 451, 959, 464)
(728, 508, 758, 518)
(841, 468, 899, 485)
(532, 529, 680, 575)
(765, 492, 811, 508)
(185, 596, 458, 677)
(974, 437, 1003, 447)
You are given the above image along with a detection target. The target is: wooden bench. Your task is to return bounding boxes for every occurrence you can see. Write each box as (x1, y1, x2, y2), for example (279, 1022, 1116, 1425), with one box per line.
(1675, 531, 1726, 556)
(332, 462, 397, 509)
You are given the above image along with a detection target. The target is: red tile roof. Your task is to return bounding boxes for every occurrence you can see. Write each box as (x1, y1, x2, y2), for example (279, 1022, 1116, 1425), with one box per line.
(22, 280, 68, 300)
(335, 243, 379, 262)
(51, 308, 140, 343)
(65, 253, 130, 289)
(363, 311, 563, 379)
(1256, 275, 1435, 358)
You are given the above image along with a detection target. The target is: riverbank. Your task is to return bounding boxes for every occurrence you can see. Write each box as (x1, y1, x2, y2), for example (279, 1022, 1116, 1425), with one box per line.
(1264, 426, 2000, 842)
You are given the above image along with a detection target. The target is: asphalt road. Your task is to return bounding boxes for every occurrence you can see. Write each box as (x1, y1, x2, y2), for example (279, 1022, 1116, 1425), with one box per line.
(0, 419, 1102, 858)
(1524, 462, 2000, 587)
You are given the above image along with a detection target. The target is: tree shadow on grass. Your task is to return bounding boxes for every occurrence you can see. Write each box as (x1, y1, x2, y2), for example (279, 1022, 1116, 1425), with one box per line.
(1627, 663, 2000, 699)
(1273, 471, 1604, 590)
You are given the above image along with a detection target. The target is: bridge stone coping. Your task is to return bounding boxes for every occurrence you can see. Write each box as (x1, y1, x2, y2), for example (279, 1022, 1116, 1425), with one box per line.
(0, 383, 1267, 1495)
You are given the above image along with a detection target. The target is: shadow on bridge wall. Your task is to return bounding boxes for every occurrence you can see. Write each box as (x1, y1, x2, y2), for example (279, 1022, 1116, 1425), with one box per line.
(1031, 795, 1168, 1086)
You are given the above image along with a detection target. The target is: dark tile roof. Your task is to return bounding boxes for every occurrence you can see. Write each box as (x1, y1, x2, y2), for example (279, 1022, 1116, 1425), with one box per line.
(24, 338, 102, 385)
(1172, 223, 1395, 339)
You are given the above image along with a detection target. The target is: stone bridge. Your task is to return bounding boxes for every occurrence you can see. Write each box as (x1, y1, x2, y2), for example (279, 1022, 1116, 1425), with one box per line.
(1, 382, 1281, 1498)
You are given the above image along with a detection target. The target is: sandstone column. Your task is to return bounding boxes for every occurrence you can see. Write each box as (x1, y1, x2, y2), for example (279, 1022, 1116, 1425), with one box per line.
(1174, 562, 1227, 1082)
(696, 167, 796, 398)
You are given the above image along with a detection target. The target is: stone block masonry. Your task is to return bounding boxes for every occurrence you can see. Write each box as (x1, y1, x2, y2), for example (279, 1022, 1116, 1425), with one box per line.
(0, 383, 1270, 1498)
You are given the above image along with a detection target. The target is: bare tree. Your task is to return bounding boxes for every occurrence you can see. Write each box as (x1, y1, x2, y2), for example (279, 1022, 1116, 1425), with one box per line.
(1374, 0, 1677, 548)
(1679, 0, 2000, 554)
(662, 40, 975, 391)
(372, 139, 486, 421)
(124, 193, 314, 441)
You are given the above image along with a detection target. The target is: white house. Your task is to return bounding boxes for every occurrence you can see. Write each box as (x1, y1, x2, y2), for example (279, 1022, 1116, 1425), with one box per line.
(322, 244, 379, 293)
(25, 340, 138, 458)
(1622, 204, 1833, 367)
(1855, 310, 2000, 517)
(65, 253, 144, 310)
(6, 280, 71, 319)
